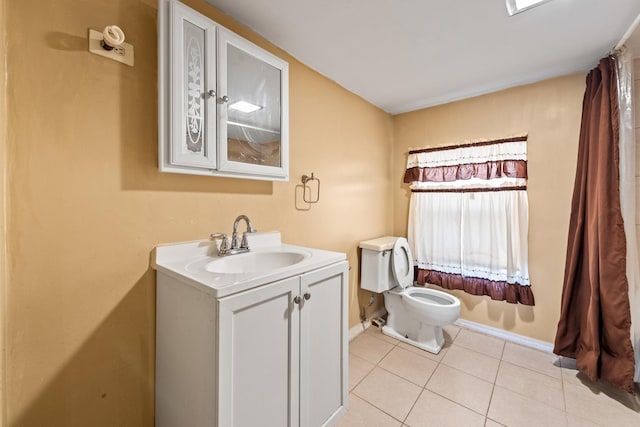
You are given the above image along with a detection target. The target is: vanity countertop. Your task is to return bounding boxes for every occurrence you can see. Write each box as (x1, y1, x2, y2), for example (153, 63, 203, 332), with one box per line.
(152, 233, 346, 298)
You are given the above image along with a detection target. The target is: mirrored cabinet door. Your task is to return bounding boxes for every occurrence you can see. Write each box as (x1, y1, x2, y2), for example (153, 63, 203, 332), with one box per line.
(217, 29, 289, 179)
(169, 0, 217, 169)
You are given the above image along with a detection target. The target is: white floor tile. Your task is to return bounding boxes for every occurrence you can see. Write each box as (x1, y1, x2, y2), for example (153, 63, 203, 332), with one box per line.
(397, 341, 448, 362)
(564, 382, 640, 427)
(379, 346, 438, 387)
(349, 353, 375, 391)
(495, 360, 564, 411)
(350, 333, 395, 364)
(454, 329, 505, 359)
(443, 323, 461, 343)
(426, 364, 493, 415)
(341, 326, 638, 427)
(441, 344, 500, 383)
(336, 394, 402, 427)
(502, 342, 561, 379)
(405, 390, 485, 427)
(353, 367, 422, 421)
(363, 325, 400, 345)
(488, 385, 567, 427)
(566, 413, 605, 427)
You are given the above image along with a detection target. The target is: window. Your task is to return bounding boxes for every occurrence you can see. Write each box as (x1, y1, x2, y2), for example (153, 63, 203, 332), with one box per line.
(404, 136, 534, 305)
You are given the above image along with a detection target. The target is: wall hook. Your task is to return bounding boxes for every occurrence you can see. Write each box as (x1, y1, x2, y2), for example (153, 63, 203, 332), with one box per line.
(301, 173, 320, 204)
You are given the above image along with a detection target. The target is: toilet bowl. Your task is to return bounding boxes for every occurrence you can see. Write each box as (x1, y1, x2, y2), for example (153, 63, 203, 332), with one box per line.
(359, 236, 461, 354)
(402, 286, 460, 326)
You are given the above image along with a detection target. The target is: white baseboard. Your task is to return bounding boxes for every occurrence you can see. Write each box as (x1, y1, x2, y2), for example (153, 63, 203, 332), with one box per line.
(349, 308, 386, 341)
(454, 318, 554, 353)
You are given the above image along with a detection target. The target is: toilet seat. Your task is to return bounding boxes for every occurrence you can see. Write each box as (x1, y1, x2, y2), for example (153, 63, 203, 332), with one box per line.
(391, 238, 413, 288)
(403, 287, 459, 306)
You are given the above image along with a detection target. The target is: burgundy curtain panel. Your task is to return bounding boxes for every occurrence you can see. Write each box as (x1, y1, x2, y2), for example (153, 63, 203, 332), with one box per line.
(554, 56, 636, 393)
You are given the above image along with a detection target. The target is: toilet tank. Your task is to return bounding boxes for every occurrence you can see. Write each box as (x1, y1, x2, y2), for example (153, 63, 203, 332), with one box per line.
(359, 236, 399, 293)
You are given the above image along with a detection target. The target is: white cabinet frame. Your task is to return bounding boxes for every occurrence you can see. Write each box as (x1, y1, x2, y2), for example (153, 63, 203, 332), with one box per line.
(169, 0, 217, 169)
(158, 0, 289, 181)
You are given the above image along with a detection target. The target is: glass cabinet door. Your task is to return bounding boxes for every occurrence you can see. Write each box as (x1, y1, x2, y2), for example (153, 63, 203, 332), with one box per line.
(159, 0, 289, 180)
(217, 30, 289, 180)
(169, 0, 217, 169)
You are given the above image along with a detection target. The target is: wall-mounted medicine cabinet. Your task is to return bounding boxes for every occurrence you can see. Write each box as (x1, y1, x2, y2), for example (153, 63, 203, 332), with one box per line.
(158, 0, 289, 181)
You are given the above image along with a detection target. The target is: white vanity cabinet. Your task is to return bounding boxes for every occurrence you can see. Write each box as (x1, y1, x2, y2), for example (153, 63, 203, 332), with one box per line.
(155, 260, 348, 427)
(158, 0, 289, 181)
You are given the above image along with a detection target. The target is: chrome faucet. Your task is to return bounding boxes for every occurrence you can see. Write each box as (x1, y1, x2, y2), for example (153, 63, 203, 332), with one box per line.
(210, 215, 257, 256)
(232, 215, 256, 250)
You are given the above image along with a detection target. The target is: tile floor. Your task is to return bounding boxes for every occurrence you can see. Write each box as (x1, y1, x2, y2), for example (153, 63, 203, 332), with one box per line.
(339, 325, 640, 427)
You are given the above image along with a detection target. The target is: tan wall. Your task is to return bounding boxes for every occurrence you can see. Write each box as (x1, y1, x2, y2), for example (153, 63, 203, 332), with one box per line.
(392, 75, 586, 343)
(4, 0, 392, 424)
(0, 0, 7, 424)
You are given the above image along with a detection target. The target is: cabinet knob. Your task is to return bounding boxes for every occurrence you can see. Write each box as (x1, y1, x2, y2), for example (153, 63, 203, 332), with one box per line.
(293, 295, 301, 304)
(303, 292, 311, 301)
(207, 89, 216, 98)
(217, 95, 229, 104)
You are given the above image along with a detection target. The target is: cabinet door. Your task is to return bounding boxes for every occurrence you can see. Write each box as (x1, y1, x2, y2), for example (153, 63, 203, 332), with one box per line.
(300, 262, 349, 426)
(217, 29, 289, 180)
(169, 0, 217, 169)
(218, 276, 300, 427)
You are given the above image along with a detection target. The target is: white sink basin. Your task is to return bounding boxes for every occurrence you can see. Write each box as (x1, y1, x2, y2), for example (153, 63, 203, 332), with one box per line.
(205, 250, 309, 274)
(154, 232, 346, 297)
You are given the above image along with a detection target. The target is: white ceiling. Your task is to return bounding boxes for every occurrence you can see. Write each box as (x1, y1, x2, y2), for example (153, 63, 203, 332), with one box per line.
(205, 0, 640, 115)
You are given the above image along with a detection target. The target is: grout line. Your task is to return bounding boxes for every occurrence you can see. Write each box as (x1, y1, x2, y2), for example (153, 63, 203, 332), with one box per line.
(559, 357, 569, 413)
(376, 364, 428, 389)
(401, 388, 425, 425)
(347, 325, 586, 426)
(366, 329, 401, 347)
(485, 417, 507, 427)
(433, 359, 495, 387)
(350, 390, 407, 425)
(351, 333, 421, 424)
(348, 354, 375, 393)
(500, 357, 563, 382)
(422, 369, 491, 418)
(485, 353, 502, 421)
(418, 327, 492, 418)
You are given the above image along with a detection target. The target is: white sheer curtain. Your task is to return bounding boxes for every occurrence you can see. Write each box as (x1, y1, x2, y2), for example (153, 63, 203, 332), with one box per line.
(461, 191, 530, 285)
(616, 48, 640, 384)
(409, 192, 462, 277)
(405, 138, 533, 305)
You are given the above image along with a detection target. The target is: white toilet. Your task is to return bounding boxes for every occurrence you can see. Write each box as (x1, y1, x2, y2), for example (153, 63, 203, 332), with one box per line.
(359, 236, 461, 354)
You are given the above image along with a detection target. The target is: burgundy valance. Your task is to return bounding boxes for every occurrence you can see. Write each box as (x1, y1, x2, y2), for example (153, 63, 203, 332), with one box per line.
(415, 268, 535, 306)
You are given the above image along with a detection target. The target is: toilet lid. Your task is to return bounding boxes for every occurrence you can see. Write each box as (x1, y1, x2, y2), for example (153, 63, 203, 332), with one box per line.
(391, 238, 414, 289)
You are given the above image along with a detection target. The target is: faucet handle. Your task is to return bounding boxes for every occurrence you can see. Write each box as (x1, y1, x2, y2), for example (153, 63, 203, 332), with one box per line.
(210, 233, 231, 252)
(240, 232, 250, 249)
(231, 234, 241, 250)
